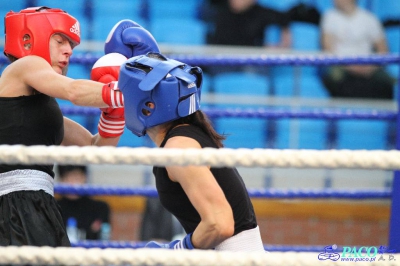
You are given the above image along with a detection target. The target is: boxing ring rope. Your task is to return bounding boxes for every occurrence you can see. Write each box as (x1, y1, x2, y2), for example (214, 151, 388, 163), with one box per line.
(1, 53, 400, 66)
(1, 145, 400, 169)
(54, 184, 392, 199)
(4, 246, 396, 266)
(61, 105, 398, 120)
(0, 53, 399, 265)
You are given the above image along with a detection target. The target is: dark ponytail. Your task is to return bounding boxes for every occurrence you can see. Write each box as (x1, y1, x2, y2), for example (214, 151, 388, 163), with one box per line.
(167, 110, 226, 148)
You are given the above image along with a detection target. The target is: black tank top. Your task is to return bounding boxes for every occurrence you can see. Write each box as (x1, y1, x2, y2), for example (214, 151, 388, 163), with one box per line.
(0, 94, 64, 177)
(153, 125, 257, 235)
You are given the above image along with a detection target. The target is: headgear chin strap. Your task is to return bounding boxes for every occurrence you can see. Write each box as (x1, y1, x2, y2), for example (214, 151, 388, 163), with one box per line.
(4, 6, 81, 65)
(119, 52, 203, 137)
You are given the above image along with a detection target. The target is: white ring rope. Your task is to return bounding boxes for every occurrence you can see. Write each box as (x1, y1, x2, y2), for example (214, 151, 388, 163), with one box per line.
(0, 145, 400, 169)
(0, 246, 396, 266)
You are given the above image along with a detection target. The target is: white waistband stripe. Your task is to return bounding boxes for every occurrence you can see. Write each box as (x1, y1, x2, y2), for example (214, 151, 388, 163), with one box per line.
(215, 226, 265, 252)
(0, 170, 54, 197)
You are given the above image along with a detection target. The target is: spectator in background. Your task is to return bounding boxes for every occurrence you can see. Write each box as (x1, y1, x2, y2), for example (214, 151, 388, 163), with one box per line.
(57, 165, 111, 241)
(320, 0, 395, 99)
(206, 0, 291, 48)
(140, 197, 185, 242)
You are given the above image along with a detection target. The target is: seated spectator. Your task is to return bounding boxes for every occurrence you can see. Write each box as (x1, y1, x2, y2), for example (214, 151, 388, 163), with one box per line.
(140, 197, 185, 242)
(57, 165, 111, 240)
(320, 0, 395, 99)
(206, 0, 291, 48)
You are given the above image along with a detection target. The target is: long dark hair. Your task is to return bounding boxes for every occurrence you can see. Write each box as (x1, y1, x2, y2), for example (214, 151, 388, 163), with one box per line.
(166, 110, 226, 148)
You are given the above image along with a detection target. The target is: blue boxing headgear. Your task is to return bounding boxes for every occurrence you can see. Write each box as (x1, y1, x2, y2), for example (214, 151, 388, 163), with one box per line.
(119, 53, 202, 137)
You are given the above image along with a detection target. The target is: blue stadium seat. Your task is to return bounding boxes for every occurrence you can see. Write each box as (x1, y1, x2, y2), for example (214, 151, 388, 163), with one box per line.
(37, 0, 87, 21)
(200, 73, 212, 95)
(274, 119, 291, 149)
(147, 0, 200, 19)
(290, 22, 320, 51)
(275, 118, 329, 150)
(117, 129, 152, 148)
(257, 0, 298, 11)
(91, 0, 145, 41)
(384, 26, 399, 98)
(273, 74, 295, 97)
(297, 119, 328, 149)
(91, 16, 147, 42)
(386, 26, 400, 54)
(212, 72, 270, 148)
(218, 118, 268, 148)
(149, 18, 206, 45)
(264, 25, 282, 46)
(273, 69, 327, 98)
(336, 120, 389, 150)
(0, 0, 27, 13)
(272, 67, 328, 150)
(370, 0, 400, 20)
(91, 0, 143, 21)
(299, 74, 329, 98)
(313, 0, 372, 13)
(67, 64, 90, 80)
(213, 72, 270, 96)
(313, 0, 334, 13)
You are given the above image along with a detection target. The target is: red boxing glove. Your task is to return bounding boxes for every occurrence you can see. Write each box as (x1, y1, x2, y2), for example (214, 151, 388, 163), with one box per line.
(91, 52, 127, 83)
(98, 107, 125, 138)
(102, 81, 124, 108)
(91, 53, 126, 107)
(91, 53, 127, 137)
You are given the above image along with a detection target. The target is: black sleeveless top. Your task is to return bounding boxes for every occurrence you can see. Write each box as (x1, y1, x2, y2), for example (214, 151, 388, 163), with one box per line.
(153, 125, 257, 235)
(0, 94, 64, 177)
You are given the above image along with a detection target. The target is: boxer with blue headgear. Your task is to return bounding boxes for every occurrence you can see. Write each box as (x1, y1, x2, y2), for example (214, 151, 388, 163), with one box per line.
(119, 52, 265, 252)
(119, 52, 202, 137)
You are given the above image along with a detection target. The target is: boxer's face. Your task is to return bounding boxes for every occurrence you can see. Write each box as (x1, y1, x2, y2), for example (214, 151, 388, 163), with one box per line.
(49, 33, 74, 75)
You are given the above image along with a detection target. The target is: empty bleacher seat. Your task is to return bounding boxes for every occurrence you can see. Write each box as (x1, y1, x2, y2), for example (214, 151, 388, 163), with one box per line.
(91, 0, 145, 41)
(117, 129, 152, 148)
(274, 117, 329, 150)
(385, 26, 400, 91)
(264, 25, 282, 46)
(336, 120, 389, 150)
(149, 18, 207, 45)
(386, 26, 400, 54)
(212, 72, 270, 148)
(370, 0, 400, 21)
(147, 0, 200, 19)
(200, 72, 212, 95)
(37, 0, 87, 21)
(299, 74, 329, 98)
(213, 72, 270, 96)
(257, 0, 298, 12)
(0, 0, 27, 13)
(272, 67, 328, 98)
(290, 22, 320, 51)
(272, 67, 329, 150)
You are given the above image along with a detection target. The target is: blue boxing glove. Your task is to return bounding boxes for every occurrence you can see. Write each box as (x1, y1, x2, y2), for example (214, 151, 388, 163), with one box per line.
(105, 19, 160, 58)
(145, 233, 194, 250)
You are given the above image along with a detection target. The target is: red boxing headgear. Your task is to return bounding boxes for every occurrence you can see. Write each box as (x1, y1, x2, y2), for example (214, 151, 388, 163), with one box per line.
(4, 6, 81, 65)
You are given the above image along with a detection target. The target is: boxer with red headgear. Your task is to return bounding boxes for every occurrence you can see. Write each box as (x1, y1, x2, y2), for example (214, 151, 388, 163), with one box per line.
(0, 7, 125, 247)
(4, 6, 81, 66)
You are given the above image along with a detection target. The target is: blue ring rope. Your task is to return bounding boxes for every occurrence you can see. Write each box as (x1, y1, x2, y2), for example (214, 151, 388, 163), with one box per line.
(54, 184, 391, 199)
(60, 106, 396, 121)
(1, 54, 400, 66)
(71, 241, 398, 254)
(71, 240, 327, 252)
